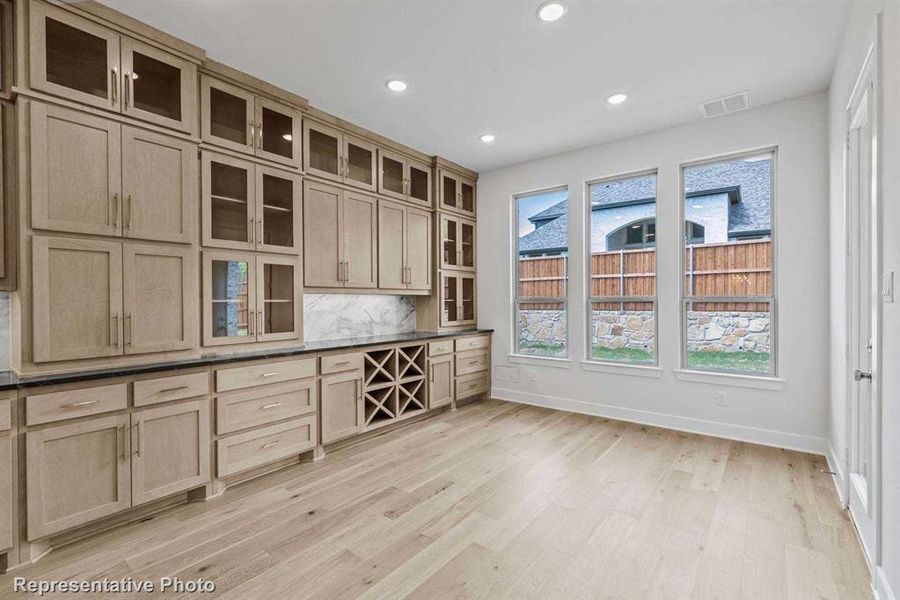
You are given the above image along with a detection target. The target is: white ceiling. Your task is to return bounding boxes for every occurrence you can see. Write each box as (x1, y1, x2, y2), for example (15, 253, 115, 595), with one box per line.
(100, 0, 849, 173)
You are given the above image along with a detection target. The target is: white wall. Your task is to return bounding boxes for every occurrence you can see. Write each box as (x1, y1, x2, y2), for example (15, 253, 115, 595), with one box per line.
(828, 4, 900, 598)
(478, 92, 830, 453)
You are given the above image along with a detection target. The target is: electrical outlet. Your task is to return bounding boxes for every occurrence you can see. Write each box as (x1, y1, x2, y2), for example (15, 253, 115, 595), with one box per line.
(883, 271, 894, 303)
(715, 392, 727, 407)
(528, 370, 538, 382)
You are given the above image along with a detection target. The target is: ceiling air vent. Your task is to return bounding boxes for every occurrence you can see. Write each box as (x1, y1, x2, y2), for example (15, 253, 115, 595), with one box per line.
(699, 91, 751, 119)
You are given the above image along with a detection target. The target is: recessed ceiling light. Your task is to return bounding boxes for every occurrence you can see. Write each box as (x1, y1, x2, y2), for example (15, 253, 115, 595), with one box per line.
(479, 133, 496, 144)
(607, 93, 628, 105)
(386, 79, 408, 92)
(282, 134, 293, 142)
(536, 1, 567, 22)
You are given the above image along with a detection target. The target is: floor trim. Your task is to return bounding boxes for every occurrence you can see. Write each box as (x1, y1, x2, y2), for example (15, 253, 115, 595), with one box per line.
(492, 386, 828, 455)
(875, 566, 897, 600)
(826, 441, 848, 506)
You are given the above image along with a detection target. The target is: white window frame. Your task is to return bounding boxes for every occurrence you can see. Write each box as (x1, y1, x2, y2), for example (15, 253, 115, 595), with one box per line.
(678, 147, 778, 377)
(512, 186, 570, 359)
(584, 169, 658, 367)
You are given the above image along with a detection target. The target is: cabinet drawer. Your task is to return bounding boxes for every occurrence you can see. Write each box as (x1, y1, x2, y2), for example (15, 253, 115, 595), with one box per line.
(26, 383, 128, 426)
(455, 350, 489, 376)
(429, 340, 453, 356)
(217, 379, 317, 435)
(134, 372, 210, 407)
(455, 335, 489, 352)
(217, 416, 317, 477)
(320, 352, 364, 375)
(216, 358, 316, 392)
(456, 373, 489, 400)
(0, 396, 9, 432)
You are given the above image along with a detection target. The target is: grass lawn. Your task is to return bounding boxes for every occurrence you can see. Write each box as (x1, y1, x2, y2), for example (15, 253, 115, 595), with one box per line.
(517, 341, 566, 357)
(591, 346, 655, 364)
(687, 350, 770, 373)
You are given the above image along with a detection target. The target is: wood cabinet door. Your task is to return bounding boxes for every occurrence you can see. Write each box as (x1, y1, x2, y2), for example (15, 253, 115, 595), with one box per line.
(439, 171, 460, 213)
(458, 274, 477, 325)
(131, 399, 210, 506)
(342, 191, 377, 288)
(343, 135, 377, 191)
(459, 177, 477, 217)
(406, 207, 432, 291)
(458, 217, 476, 270)
(200, 75, 255, 155)
(439, 273, 460, 328)
(303, 179, 342, 288)
(202, 251, 257, 346)
(407, 160, 432, 208)
(429, 354, 454, 409)
(32, 236, 123, 362)
(255, 255, 302, 342)
(120, 37, 197, 134)
(255, 165, 301, 255)
(26, 414, 131, 540)
(29, 2, 121, 111)
(377, 149, 407, 202)
(255, 96, 301, 168)
(0, 432, 10, 551)
(320, 371, 363, 444)
(123, 243, 195, 355)
(439, 214, 459, 270)
(30, 102, 122, 237)
(122, 126, 196, 243)
(303, 120, 342, 183)
(202, 151, 255, 251)
(377, 199, 406, 290)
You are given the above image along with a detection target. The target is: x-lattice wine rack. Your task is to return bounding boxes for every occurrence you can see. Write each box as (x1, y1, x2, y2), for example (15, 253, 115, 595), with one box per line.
(362, 344, 428, 428)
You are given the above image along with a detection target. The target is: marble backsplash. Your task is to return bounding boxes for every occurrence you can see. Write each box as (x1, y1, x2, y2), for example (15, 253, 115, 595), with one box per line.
(303, 294, 415, 342)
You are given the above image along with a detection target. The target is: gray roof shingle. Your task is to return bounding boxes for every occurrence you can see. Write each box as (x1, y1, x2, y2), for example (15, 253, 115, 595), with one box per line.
(519, 212, 569, 253)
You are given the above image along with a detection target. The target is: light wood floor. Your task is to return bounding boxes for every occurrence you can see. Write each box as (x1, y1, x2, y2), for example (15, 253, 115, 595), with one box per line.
(1, 400, 872, 599)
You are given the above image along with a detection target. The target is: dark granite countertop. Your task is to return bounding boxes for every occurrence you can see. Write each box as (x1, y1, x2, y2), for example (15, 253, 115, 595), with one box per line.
(0, 329, 493, 392)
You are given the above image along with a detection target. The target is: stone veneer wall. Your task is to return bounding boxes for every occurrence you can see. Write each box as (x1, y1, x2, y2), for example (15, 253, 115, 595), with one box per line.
(517, 308, 771, 353)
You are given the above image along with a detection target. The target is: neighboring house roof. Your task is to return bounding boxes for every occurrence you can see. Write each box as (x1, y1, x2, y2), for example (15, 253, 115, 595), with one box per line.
(520, 158, 771, 253)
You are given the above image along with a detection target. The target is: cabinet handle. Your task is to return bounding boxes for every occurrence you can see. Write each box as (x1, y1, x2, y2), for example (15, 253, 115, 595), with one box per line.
(257, 310, 263, 336)
(132, 423, 141, 457)
(249, 309, 255, 336)
(258, 219, 263, 246)
(111, 313, 119, 348)
(112, 193, 119, 228)
(260, 402, 282, 410)
(68, 399, 99, 408)
(249, 218, 255, 244)
(125, 313, 132, 347)
(333, 360, 350, 367)
(126, 195, 133, 230)
(110, 68, 118, 105)
(124, 73, 130, 109)
(256, 122, 262, 151)
(468, 359, 480, 366)
(159, 385, 190, 394)
(261, 440, 280, 449)
(339, 156, 344, 178)
(249, 123, 255, 149)
(261, 372, 280, 378)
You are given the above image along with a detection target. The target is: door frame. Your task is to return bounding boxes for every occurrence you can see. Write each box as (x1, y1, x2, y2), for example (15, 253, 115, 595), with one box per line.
(843, 28, 882, 569)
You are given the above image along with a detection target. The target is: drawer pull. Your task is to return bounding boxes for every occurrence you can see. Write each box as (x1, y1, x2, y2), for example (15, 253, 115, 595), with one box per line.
(68, 400, 99, 408)
(260, 402, 282, 410)
(333, 361, 350, 366)
(261, 440, 280, 449)
(159, 385, 190, 394)
(261, 372, 280, 378)
(468, 359, 481, 365)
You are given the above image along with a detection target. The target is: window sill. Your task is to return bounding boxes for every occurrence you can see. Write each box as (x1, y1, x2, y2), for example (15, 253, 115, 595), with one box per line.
(507, 354, 572, 369)
(580, 360, 662, 378)
(672, 369, 785, 390)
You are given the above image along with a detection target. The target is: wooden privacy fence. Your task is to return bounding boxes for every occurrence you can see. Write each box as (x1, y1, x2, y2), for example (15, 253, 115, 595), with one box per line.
(517, 239, 771, 312)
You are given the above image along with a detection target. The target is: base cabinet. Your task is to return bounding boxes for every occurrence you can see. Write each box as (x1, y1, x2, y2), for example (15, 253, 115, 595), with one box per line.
(0, 431, 11, 553)
(320, 370, 363, 443)
(428, 354, 454, 409)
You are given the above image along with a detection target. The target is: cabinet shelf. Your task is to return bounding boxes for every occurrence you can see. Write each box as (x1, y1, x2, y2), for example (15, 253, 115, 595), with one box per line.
(263, 204, 291, 213)
(211, 194, 247, 205)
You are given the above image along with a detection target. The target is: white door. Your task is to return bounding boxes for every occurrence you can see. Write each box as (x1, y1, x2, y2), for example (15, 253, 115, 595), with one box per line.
(846, 58, 879, 563)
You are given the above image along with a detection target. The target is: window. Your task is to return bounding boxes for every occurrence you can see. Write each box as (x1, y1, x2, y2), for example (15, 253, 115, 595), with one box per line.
(514, 188, 568, 357)
(682, 151, 775, 375)
(587, 172, 657, 365)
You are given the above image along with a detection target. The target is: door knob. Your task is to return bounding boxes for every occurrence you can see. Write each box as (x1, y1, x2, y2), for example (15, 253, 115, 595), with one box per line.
(854, 369, 873, 381)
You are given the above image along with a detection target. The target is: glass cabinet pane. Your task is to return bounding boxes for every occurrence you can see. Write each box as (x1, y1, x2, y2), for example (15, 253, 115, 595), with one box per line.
(443, 218, 458, 267)
(461, 277, 475, 321)
(210, 161, 249, 243)
(210, 87, 247, 145)
(260, 173, 294, 248)
(211, 259, 250, 339)
(443, 276, 459, 323)
(262, 263, 295, 335)
(382, 155, 404, 196)
(460, 221, 475, 268)
(260, 106, 293, 159)
(308, 128, 339, 176)
(461, 181, 475, 213)
(409, 165, 429, 204)
(346, 141, 374, 186)
(45, 17, 108, 99)
(130, 51, 182, 121)
(442, 175, 458, 210)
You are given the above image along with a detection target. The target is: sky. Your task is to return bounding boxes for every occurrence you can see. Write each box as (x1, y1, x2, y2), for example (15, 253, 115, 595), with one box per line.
(517, 189, 567, 237)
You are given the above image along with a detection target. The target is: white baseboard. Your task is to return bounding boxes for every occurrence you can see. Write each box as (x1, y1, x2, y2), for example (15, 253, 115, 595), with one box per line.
(491, 387, 828, 455)
(826, 441, 848, 506)
(875, 566, 897, 600)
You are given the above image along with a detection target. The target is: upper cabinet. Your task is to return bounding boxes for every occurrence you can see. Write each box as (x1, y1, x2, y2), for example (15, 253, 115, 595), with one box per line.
(29, 1, 198, 134)
(378, 199, 431, 292)
(303, 120, 377, 192)
(201, 151, 301, 254)
(200, 76, 301, 169)
(378, 149, 431, 208)
(30, 102, 196, 243)
(439, 214, 476, 271)
(438, 170, 476, 218)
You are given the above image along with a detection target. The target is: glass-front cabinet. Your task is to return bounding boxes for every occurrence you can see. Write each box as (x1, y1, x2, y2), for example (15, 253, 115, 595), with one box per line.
(303, 120, 377, 192)
(29, 2, 197, 133)
(440, 214, 475, 271)
(378, 149, 431, 207)
(203, 252, 300, 346)
(202, 152, 300, 254)
(438, 170, 477, 217)
(201, 76, 301, 168)
(440, 272, 476, 327)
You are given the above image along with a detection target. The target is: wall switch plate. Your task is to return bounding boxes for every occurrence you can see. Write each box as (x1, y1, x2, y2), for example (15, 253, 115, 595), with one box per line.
(883, 271, 894, 303)
(715, 392, 727, 407)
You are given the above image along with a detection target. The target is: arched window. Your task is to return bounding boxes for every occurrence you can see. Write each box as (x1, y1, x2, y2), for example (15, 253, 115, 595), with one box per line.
(607, 218, 656, 250)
